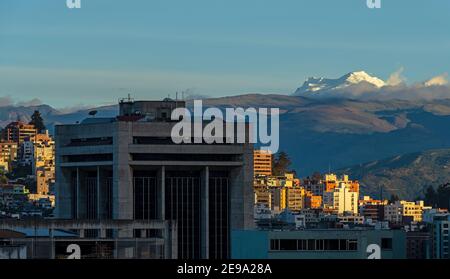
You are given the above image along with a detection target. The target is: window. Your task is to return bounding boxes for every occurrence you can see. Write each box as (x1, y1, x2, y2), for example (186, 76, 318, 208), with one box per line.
(307, 239, 315, 251)
(270, 239, 358, 252)
(348, 240, 358, 251)
(381, 238, 393, 249)
(270, 239, 280, 250)
(279, 239, 297, 251)
(339, 239, 347, 251)
(298, 239, 307, 250)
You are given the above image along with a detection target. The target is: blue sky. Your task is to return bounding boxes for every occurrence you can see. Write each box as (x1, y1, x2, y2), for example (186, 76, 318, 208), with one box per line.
(0, 0, 449, 108)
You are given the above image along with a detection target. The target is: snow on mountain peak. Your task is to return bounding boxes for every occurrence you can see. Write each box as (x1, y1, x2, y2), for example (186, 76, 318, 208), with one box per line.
(294, 71, 386, 96)
(344, 71, 385, 88)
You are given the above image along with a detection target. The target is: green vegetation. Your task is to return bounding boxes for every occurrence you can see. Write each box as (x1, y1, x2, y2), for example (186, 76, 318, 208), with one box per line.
(29, 110, 46, 133)
(0, 169, 8, 184)
(338, 149, 450, 200)
(272, 151, 293, 176)
(423, 184, 450, 209)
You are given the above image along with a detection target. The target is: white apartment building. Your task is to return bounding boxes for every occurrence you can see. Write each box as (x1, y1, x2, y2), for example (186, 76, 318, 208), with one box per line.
(323, 182, 359, 215)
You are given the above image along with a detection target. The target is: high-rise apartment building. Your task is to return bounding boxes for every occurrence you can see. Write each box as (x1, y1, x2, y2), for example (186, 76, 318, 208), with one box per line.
(1, 122, 37, 145)
(322, 174, 359, 215)
(323, 182, 359, 215)
(253, 149, 272, 176)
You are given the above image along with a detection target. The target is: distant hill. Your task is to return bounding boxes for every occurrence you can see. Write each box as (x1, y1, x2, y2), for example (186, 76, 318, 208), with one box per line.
(0, 104, 118, 132)
(5, 94, 450, 180)
(338, 149, 450, 200)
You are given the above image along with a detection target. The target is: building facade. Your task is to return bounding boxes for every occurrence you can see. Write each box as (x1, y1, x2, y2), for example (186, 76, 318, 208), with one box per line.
(1, 122, 37, 145)
(0, 141, 18, 172)
(232, 229, 406, 259)
(253, 149, 272, 176)
(55, 99, 254, 259)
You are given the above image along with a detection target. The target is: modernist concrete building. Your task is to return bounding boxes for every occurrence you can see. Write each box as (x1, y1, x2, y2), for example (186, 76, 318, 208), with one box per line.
(54, 98, 254, 259)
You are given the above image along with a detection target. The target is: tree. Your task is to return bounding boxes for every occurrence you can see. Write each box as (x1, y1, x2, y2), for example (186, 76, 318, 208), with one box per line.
(272, 151, 292, 176)
(436, 183, 450, 209)
(423, 185, 438, 207)
(389, 194, 400, 204)
(0, 170, 8, 184)
(29, 110, 46, 133)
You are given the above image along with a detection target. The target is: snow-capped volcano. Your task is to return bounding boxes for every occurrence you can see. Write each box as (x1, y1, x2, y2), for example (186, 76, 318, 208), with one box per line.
(294, 71, 386, 96)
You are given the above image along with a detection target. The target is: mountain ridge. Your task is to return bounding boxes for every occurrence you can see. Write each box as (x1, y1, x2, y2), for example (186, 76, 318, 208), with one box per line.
(337, 148, 450, 200)
(294, 71, 386, 96)
(4, 93, 450, 186)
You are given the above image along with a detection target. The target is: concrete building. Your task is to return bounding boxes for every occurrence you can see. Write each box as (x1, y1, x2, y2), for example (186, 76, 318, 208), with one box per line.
(323, 182, 359, 215)
(254, 189, 271, 209)
(232, 229, 406, 259)
(19, 140, 34, 165)
(385, 201, 428, 223)
(32, 132, 55, 171)
(360, 204, 385, 223)
(1, 122, 37, 145)
(0, 141, 17, 172)
(253, 149, 272, 176)
(285, 187, 305, 212)
(54, 98, 254, 259)
(0, 219, 176, 259)
(401, 201, 429, 222)
(304, 192, 322, 209)
(406, 231, 431, 259)
(430, 213, 450, 259)
(33, 132, 55, 195)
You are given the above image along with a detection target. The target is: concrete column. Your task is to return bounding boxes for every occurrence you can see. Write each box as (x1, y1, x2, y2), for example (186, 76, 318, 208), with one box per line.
(114, 122, 134, 221)
(76, 167, 80, 219)
(164, 221, 170, 259)
(229, 144, 254, 231)
(55, 168, 72, 219)
(171, 221, 178, 259)
(201, 166, 209, 259)
(158, 166, 166, 220)
(100, 229, 107, 239)
(50, 228, 55, 259)
(97, 166, 101, 219)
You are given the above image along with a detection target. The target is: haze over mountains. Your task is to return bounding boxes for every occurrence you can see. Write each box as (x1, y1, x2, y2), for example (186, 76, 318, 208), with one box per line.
(2, 70, 450, 199)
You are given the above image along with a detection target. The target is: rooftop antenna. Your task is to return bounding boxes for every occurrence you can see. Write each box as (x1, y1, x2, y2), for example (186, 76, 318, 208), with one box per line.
(182, 90, 185, 100)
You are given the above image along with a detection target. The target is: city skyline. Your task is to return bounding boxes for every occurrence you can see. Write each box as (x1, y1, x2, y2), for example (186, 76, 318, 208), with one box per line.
(1, 0, 450, 107)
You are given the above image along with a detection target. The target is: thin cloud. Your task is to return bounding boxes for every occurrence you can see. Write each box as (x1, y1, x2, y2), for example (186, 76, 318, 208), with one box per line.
(0, 96, 14, 107)
(425, 73, 448, 87)
(16, 98, 43, 107)
(386, 67, 406, 86)
(0, 95, 43, 107)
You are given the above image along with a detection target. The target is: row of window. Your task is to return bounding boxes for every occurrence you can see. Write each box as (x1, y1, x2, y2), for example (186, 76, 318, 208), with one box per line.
(270, 239, 358, 251)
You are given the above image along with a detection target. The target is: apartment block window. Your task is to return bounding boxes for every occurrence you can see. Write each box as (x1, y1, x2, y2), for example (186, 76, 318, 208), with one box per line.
(381, 238, 393, 250)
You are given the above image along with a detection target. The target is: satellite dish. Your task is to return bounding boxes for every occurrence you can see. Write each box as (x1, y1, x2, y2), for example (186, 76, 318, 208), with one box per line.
(89, 110, 98, 117)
